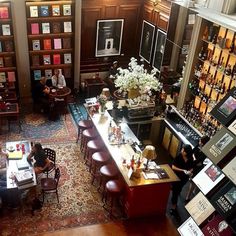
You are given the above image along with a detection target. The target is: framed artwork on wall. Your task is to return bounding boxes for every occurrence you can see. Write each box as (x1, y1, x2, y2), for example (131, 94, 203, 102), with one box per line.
(152, 29, 167, 72)
(95, 19, 124, 57)
(139, 20, 155, 63)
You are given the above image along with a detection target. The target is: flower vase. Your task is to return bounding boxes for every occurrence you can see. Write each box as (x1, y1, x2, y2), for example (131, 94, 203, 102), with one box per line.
(100, 104, 106, 115)
(128, 88, 140, 99)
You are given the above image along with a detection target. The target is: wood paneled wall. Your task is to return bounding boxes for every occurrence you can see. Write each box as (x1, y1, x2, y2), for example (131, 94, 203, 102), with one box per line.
(81, 0, 171, 74)
(81, 0, 143, 73)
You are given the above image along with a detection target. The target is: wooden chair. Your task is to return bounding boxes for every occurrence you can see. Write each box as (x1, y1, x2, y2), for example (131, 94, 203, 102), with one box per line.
(40, 167, 60, 204)
(43, 148, 56, 177)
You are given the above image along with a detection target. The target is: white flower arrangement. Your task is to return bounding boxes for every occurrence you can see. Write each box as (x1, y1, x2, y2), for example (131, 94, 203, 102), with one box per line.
(114, 57, 162, 95)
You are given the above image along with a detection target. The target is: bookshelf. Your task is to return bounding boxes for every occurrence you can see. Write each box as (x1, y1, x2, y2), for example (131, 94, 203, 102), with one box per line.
(0, 2, 17, 92)
(25, 0, 74, 88)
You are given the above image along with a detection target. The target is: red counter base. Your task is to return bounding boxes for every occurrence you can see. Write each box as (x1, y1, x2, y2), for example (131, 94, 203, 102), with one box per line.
(124, 183, 171, 218)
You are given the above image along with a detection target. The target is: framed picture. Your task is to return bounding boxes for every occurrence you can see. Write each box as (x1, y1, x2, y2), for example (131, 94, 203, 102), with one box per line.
(152, 29, 167, 72)
(95, 19, 124, 57)
(139, 20, 155, 63)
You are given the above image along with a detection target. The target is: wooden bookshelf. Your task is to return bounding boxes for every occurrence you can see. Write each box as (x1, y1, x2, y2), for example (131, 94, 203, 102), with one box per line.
(25, 0, 74, 88)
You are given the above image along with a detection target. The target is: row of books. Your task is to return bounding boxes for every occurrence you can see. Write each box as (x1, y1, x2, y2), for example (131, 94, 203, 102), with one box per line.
(0, 56, 14, 68)
(0, 71, 16, 83)
(29, 4, 72, 18)
(0, 24, 11, 36)
(0, 40, 14, 52)
(32, 53, 72, 66)
(31, 38, 71, 51)
(33, 68, 71, 80)
(0, 6, 9, 19)
(30, 21, 72, 35)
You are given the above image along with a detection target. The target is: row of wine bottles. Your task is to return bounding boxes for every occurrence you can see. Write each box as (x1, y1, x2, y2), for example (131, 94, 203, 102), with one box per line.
(180, 101, 220, 138)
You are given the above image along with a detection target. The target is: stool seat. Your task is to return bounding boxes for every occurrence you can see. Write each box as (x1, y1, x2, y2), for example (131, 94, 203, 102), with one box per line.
(106, 179, 124, 193)
(87, 139, 104, 151)
(92, 152, 110, 163)
(100, 164, 119, 178)
(83, 128, 98, 139)
(78, 120, 93, 129)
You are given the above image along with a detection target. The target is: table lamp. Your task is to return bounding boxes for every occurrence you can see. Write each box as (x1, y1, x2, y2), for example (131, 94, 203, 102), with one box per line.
(142, 145, 157, 171)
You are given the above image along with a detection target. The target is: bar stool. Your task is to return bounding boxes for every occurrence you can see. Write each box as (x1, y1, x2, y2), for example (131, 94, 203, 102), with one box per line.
(103, 179, 124, 218)
(85, 139, 105, 172)
(77, 120, 93, 142)
(91, 151, 110, 185)
(99, 164, 119, 194)
(80, 128, 99, 153)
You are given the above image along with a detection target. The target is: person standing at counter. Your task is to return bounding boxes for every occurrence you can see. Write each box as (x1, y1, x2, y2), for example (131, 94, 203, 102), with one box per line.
(51, 69, 66, 87)
(170, 144, 194, 216)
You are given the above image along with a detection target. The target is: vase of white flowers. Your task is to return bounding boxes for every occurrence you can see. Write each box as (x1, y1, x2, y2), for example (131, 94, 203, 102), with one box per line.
(114, 57, 162, 100)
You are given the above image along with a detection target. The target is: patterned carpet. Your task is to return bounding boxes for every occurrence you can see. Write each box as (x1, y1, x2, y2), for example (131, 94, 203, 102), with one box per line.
(0, 105, 79, 145)
(0, 143, 111, 236)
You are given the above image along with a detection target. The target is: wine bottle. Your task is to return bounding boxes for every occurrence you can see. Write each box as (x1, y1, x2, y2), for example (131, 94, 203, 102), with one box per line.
(229, 33, 235, 53)
(199, 47, 204, 58)
(212, 34, 217, 44)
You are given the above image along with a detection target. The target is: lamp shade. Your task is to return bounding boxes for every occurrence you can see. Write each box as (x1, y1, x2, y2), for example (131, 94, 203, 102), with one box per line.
(142, 145, 157, 161)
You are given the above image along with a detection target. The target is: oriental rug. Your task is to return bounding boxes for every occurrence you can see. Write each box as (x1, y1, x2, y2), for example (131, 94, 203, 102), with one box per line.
(0, 143, 111, 236)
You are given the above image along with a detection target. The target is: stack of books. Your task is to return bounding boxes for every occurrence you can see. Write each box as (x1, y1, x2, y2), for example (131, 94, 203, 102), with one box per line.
(15, 170, 33, 186)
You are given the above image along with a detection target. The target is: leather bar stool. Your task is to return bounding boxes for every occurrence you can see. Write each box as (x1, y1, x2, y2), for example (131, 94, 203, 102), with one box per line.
(85, 139, 105, 172)
(91, 151, 110, 185)
(77, 120, 93, 142)
(99, 164, 119, 194)
(80, 128, 99, 153)
(103, 179, 124, 218)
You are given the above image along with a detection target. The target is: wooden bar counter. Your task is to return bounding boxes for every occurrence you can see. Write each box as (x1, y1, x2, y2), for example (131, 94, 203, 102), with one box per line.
(87, 106, 179, 218)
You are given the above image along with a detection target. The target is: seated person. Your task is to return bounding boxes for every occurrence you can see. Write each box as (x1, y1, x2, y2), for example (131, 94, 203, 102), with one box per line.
(104, 61, 118, 93)
(32, 77, 50, 112)
(51, 69, 66, 87)
(27, 143, 51, 175)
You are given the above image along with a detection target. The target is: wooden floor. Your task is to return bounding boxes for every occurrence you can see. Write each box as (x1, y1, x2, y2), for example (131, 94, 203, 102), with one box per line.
(39, 215, 179, 236)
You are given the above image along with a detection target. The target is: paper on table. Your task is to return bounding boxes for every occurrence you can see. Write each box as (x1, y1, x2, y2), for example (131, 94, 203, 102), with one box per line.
(142, 172, 159, 180)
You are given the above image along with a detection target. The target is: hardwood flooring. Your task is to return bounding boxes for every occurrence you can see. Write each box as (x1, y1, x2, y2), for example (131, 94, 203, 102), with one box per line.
(39, 216, 179, 236)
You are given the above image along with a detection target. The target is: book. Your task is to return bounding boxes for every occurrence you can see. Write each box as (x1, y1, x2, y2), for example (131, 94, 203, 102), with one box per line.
(0, 72, 6, 82)
(0, 6, 9, 19)
(29, 6, 38, 17)
(15, 170, 33, 185)
(32, 55, 40, 66)
(63, 38, 71, 49)
(32, 39, 40, 50)
(53, 54, 61, 64)
(53, 38, 62, 49)
(16, 160, 30, 170)
(192, 160, 225, 195)
(7, 71, 16, 82)
(34, 70, 41, 80)
(202, 127, 236, 167)
(64, 53, 71, 64)
(185, 192, 215, 226)
(45, 69, 52, 79)
(4, 56, 13, 67)
(201, 213, 234, 236)
(210, 181, 236, 218)
(63, 5, 71, 16)
(31, 23, 39, 35)
(2, 24, 11, 35)
(4, 40, 14, 52)
(52, 5, 60, 16)
(63, 21, 72, 32)
(8, 150, 23, 160)
(42, 22, 50, 34)
(52, 22, 61, 33)
(63, 68, 71, 78)
(0, 57, 4, 67)
(228, 119, 236, 135)
(43, 39, 51, 50)
(223, 156, 236, 185)
(43, 54, 51, 65)
(40, 5, 49, 17)
(178, 217, 204, 236)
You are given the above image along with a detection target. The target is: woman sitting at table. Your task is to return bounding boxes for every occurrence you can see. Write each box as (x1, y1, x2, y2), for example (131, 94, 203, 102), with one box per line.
(51, 69, 66, 87)
(27, 143, 51, 175)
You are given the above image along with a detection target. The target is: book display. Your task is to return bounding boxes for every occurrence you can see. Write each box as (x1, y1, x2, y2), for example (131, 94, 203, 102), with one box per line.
(0, 2, 17, 91)
(26, 0, 74, 88)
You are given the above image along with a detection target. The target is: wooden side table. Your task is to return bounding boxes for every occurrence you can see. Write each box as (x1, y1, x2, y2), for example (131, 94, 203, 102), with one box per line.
(85, 78, 105, 98)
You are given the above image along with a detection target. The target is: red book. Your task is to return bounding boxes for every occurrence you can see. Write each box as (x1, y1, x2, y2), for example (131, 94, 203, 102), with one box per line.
(31, 23, 39, 35)
(7, 71, 16, 82)
(0, 7, 9, 19)
(53, 54, 61, 64)
(43, 39, 51, 50)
